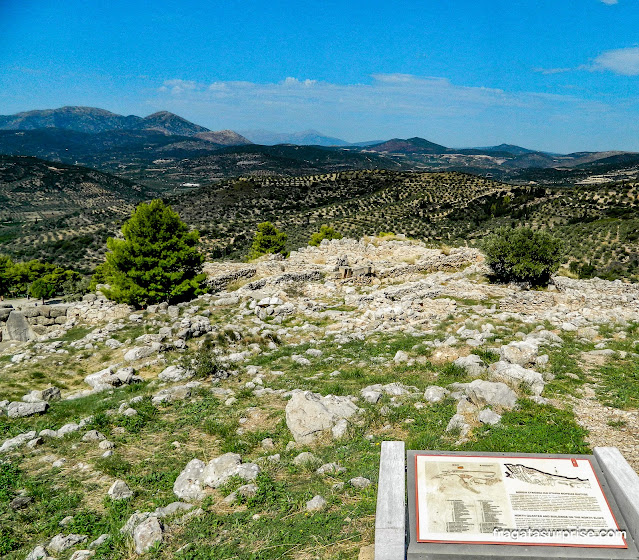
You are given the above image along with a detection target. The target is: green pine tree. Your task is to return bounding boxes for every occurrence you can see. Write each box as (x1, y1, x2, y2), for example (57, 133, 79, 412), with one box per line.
(0, 255, 14, 297)
(29, 273, 60, 304)
(247, 222, 288, 260)
(99, 200, 205, 307)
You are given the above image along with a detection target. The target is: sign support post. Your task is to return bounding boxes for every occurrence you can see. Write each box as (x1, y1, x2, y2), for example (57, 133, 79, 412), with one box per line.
(375, 440, 407, 560)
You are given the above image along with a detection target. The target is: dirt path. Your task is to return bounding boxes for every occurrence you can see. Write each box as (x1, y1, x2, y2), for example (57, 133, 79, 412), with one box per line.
(570, 384, 639, 472)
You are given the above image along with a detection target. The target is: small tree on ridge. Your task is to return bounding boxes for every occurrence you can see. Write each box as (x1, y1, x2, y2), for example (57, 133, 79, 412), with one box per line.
(308, 225, 343, 247)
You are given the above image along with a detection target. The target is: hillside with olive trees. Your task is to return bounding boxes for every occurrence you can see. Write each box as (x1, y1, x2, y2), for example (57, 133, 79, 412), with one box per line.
(171, 170, 639, 282)
(1, 161, 638, 281)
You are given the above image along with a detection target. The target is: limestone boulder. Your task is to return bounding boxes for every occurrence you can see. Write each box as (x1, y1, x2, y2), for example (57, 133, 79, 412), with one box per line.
(0, 304, 13, 320)
(108, 480, 133, 500)
(173, 459, 206, 501)
(120, 512, 152, 535)
(3, 310, 36, 342)
(124, 345, 156, 362)
(453, 354, 486, 377)
(84, 367, 141, 391)
(133, 516, 163, 554)
(489, 361, 545, 396)
(360, 386, 382, 404)
(6, 401, 48, 418)
(316, 462, 346, 475)
(154, 502, 194, 517)
(25, 545, 48, 560)
(39, 386, 62, 402)
(464, 379, 518, 409)
(0, 430, 37, 453)
(478, 409, 502, 425)
(285, 390, 360, 444)
(47, 533, 88, 554)
(158, 365, 192, 382)
(306, 495, 327, 511)
(424, 386, 450, 403)
(202, 453, 260, 488)
(499, 340, 538, 366)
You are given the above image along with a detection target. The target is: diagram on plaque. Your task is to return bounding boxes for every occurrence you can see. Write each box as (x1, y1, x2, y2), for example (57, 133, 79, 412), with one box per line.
(414, 454, 627, 548)
(504, 463, 591, 488)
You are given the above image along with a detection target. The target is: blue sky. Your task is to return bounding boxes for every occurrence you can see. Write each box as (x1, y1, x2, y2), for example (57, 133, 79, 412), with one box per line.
(1, 0, 638, 151)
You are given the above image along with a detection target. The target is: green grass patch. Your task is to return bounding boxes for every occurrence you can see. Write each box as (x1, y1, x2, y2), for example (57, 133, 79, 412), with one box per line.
(463, 400, 590, 454)
(596, 360, 639, 409)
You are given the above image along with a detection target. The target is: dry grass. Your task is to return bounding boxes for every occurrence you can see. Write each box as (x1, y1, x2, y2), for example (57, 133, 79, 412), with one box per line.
(226, 277, 255, 292)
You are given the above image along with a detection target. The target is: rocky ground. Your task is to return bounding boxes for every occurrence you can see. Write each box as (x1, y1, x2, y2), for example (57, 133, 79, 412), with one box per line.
(1, 236, 639, 559)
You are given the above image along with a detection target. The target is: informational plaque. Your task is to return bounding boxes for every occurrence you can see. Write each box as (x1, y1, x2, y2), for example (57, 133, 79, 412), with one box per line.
(414, 454, 627, 548)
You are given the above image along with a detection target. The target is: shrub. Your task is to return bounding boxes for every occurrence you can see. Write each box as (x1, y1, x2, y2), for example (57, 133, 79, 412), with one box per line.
(0, 255, 13, 296)
(308, 225, 343, 246)
(247, 222, 288, 260)
(482, 227, 564, 286)
(0, 256, 81, 299)
(193, 348, 227, 379)
(98, 200, 205, 307)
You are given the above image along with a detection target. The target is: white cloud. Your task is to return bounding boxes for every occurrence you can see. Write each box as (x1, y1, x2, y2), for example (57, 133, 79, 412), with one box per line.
(282, 77, 317, 87)
(533, 67, 572, 75)
(534, 46, 639, 76)
(158, 79, 199, 94)
(600, 0, 618, 4)
(591, 47, 639, 75)
(148, 73, 631, 152)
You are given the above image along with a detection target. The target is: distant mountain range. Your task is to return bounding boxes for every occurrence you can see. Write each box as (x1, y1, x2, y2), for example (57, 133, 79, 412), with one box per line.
(240, 129, 351, 147)
(366, 137, 449, 154)
(471, 144, 540, 156)
(1, 106, 638, 188)
(240, 129, 385, 147)
(0, 106, 250, 145)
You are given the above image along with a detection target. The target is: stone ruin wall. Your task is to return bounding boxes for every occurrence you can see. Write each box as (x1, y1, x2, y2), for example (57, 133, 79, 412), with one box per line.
(0, 293, 132, 342)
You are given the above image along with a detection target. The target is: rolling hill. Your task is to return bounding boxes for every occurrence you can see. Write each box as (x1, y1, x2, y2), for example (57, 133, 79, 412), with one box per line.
(366, 137, 449, 154)
(0, 154, 149, 219)
(169, 169, 639, 281)
(165, 144, 401, 183)
(0, 155, 155, 269)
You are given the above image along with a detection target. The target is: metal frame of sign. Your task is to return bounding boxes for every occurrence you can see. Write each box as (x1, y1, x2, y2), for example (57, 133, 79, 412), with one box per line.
(414, 453, 627, 549)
